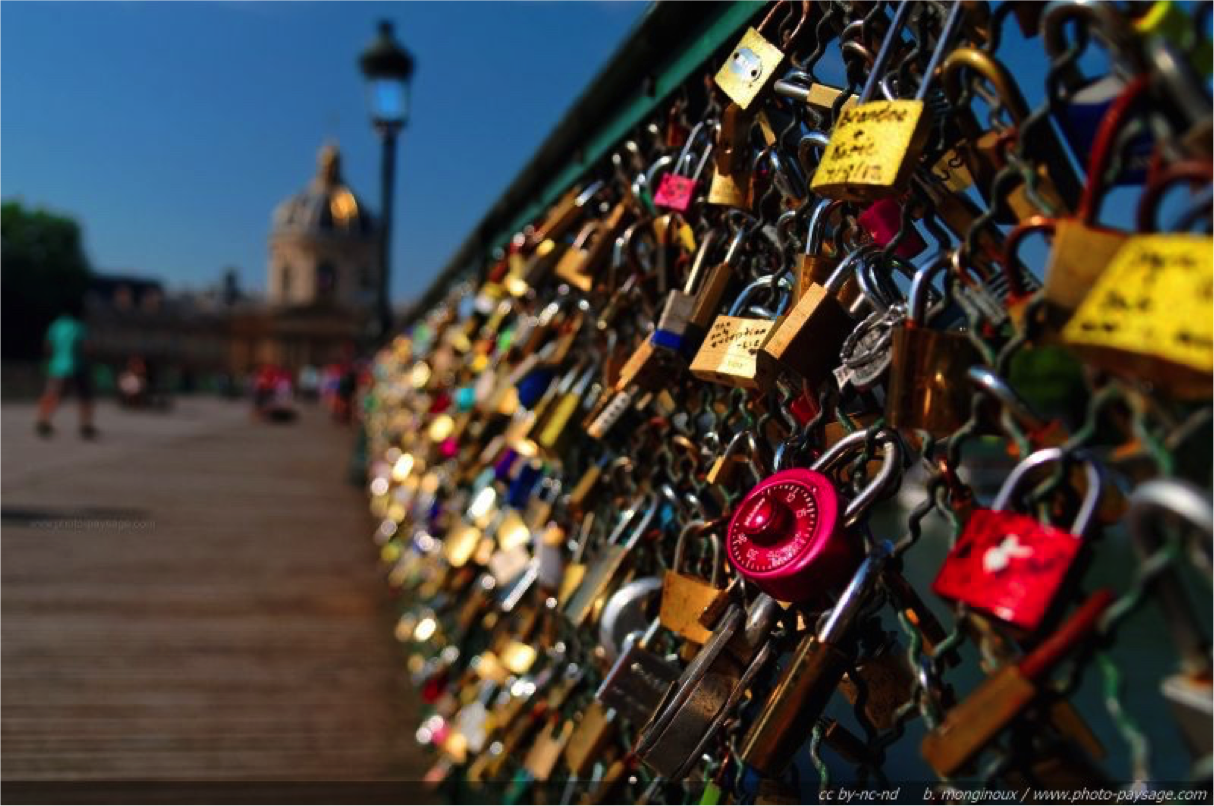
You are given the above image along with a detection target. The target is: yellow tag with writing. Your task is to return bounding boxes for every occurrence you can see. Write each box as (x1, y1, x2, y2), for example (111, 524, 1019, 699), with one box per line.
(810, 100, 929, 202)
(1062, 234, 1213, 397)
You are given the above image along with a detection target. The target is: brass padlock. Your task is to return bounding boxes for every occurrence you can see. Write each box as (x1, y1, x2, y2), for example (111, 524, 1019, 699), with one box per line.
(563, 495, 658, 629)
(1042, 77, 1154, 312)
(690, 273, 792, 391)
(886, 253, 984, 436)
(659, 520, 726, 645)
(811, 3, 966, 202)
(554, 201, 629, 292)
(707, 105, 753, 208)
(714, 27, 785, 111)
(759, 236, 859, 389)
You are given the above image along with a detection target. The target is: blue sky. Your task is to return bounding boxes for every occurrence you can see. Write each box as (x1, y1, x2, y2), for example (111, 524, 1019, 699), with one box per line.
(1, 1, 647, 302)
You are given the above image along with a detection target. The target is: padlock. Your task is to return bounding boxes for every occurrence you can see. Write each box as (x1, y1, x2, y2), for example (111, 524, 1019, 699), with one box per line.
(794, 199, 841, 301)
(533, 180, 604, 245)
(811, 2, 966, 202)
(563, 494, 658, 629)
(837, 634, 918, 733)
(685, 219, 753, 337)
(739, 541, 892, 776)
(921, 589, 1115, 777)
(858, 197, 927, 259)
(660, 521, 726, 645)
(932, 446, 1104, 632)
(706, 429, 772, 491)
(1127, 479, 1214, 759)
(690, 273, 792, 391)
(1061, 166, 1213, 398)
(773, 72, 857, 122)
(598, 576, 663, 665)
(725, 427, 903, 603)
(651, 234, 718, 356)
(653, 121, 715, 214)
(535, 364, 597, 456)
(714, 23, 785, 111)
(939, 47, 1081, 222)
(885, 253, 984, 436)
(636, 594, 781, 779)
(554, 201, 629, 292)
(707, 106, 752, 208)
(760, 245, 867, 390)
(594, 618, 680, 726)
(1041, 77, 1151, 313)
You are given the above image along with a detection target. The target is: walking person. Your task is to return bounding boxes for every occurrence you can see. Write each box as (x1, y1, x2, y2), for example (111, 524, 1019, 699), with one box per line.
(35, 300, 97, 439)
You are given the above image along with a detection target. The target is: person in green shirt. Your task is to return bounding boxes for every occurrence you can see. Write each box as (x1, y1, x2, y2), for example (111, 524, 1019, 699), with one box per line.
(36, 300, 97, 439)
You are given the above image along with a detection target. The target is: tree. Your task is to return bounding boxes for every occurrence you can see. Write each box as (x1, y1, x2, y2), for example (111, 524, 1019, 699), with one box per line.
(1, 201, 92, 360)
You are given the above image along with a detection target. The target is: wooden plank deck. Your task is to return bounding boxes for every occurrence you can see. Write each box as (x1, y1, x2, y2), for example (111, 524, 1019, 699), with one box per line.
(1, 398, 427, 791)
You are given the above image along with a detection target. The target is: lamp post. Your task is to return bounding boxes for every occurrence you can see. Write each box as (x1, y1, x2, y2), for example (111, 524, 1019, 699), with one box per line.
(359, 20, 414, 342)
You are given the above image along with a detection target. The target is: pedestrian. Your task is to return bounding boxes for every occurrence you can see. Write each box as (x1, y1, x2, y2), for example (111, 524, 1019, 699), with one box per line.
(35, 300, 97, 439)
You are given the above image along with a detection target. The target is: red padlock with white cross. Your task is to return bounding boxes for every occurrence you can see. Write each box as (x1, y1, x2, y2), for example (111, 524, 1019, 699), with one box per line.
(932, 447, 1103, 632)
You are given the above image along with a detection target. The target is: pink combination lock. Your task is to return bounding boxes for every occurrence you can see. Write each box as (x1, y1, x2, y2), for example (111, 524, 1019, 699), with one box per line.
(725, 429, 902, 602)
(858, 197, 927, 259)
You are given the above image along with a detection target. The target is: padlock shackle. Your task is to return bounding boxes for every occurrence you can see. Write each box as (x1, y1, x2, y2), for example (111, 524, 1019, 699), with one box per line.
(805, 198, 843, 257)
(717, 428, 775, 480)
(1136, 160, 1214, 234)
(727, 273, 793, 318)
(966, 366, 1049, 433)
(812, 428, 904, 527)
(574, 180, 605, 208)
(914, 0, 966, 102)
(939, 47, 1031, 123)
(1127, 478, 1213, 676)
(1076, 74, 1151, 226)
(645, 154, 675, 191)
(907, 251, 953, 325)
(992, 446, 1103, 536)
(819, 540, 893, 643)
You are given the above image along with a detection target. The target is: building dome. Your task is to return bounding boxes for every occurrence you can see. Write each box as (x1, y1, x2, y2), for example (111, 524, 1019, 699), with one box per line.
(272, 144, 376, 239)
(267, 143, 380, 310)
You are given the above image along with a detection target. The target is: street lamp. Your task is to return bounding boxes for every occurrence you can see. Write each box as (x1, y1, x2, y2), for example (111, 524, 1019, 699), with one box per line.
(359, 20, 414, 341)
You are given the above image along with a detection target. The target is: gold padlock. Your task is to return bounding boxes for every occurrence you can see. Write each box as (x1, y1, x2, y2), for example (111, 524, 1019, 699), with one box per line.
(886, 255, 984, 437)
(811, 3, 965, 202)
(714, 27, 785, 111)
(659, 521, 727, 645)
(690, 274, 791, 391)
(1042, 77, 1154, 312)
(553, 201, 629, 292)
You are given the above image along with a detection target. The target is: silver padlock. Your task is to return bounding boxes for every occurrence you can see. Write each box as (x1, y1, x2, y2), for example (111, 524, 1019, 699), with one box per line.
(635, 591, 782, 779)
(1128, 478, 1213, 760)
(564, 494, 658, 628)
(599, 576, 663, 665)
(595, 618, 681, 727)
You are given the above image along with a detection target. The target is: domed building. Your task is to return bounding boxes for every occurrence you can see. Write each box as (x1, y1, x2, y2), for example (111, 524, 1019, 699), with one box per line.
(268, 143, 380, 310)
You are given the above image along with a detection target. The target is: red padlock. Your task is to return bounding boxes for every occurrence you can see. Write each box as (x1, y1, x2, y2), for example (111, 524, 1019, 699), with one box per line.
(726, 428, 903, 603)
(653, 121, 714, 213)
(857, 197, 927, 259)
(932, 447, 1103, 631)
